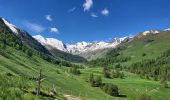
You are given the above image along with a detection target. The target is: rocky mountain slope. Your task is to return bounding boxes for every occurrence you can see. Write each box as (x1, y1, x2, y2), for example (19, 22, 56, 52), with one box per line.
(100, 29, 170, 66)
(34, 35, 131, 59)
(0, 18, 86, 63)
(1, 18, 51, 55)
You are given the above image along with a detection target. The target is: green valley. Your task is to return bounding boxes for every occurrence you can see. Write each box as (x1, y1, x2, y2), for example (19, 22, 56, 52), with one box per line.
(0, 12, 170, 100)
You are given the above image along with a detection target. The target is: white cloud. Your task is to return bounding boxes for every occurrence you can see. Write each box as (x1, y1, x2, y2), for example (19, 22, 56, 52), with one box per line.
(91, 13, 98, 18)
(101, 8, 109, 16)
(83, 0, 93, 11)
(45, 15, 52, 21)
(50, 27, 59, 33)
(25, 21, 45, 33)
(68, 7, 76, 13)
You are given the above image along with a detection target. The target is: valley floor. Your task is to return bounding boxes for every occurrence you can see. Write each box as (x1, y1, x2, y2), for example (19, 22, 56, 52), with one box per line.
(0, 47, 170, 100)
(80, 68, 170, 100)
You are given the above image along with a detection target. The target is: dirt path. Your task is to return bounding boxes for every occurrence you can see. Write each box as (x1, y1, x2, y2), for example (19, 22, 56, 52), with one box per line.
(65, 95, 81, 100)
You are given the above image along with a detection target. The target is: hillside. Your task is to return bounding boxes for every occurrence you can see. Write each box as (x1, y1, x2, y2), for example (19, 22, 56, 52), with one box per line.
(1, 18, 51, 56)
(0, 18, 118, 100)
(1, 0, 170, 100)
(0, 18, 86, 63)
(91, 30, 170, 66)
(0, 17, 170, 100)
(86, 30, 170, 100)
(1, 40, 170, 100)
(34, 34, 131, 60)
(119, 30, 170, 66)
(47, 45, 87, 63)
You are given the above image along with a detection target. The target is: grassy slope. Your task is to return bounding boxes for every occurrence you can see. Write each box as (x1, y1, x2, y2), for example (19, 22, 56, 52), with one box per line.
(83, 32, 170, 99)
(0, 41, 170, 100)
(117, 31, 170, 66)
(49, 47, 87, 63)
(80, 48, 112, 61)
(0, 46, 118, 100)
(81, 67, 170, 100)
(1, 31, 170, 99)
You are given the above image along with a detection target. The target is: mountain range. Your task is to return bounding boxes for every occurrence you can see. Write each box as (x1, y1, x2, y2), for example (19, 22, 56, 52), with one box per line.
(1, 17, 133, 60)
(1, 17, 170, 61)
(33, 35, 131, 59)
(1, 17, 170, 100)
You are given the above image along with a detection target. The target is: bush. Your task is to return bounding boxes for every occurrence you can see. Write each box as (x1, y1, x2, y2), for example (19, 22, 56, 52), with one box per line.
(94, 76, 102, 87)
(140, 94, 151, 100)
(70, 67, 81, 75)
(142, 53, 146, 57)
(26, 49, 33, 57)
(163, 81, 169, 88)
(88, 74, 102, 87)
(101, 83, 119, 96)
(111, 70, 117, 78)
(120, 72, 125, 79)
(111, 70, 124, 79)
(103, 67, 111, 78)
(89, 73, 94, 85)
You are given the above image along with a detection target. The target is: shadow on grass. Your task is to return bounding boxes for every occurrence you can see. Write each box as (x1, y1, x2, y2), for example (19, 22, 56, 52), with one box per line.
(31, 91, 55, 98)
(117, 94, 127, 97)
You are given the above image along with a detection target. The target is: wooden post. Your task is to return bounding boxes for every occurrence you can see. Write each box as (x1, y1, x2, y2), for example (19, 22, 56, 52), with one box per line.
(37, 69, 42, 96)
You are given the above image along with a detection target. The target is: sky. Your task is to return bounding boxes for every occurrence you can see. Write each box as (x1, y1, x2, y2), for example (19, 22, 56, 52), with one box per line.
(1, 0, 170, 43)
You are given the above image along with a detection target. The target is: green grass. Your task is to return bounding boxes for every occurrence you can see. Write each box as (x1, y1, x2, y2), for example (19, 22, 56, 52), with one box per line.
(81, 67, 170, 100)
(119, 31, 170, 66)
(1, 32, 170, 100)
(0, 46, 116, 100)
(0, 47, 169, 100)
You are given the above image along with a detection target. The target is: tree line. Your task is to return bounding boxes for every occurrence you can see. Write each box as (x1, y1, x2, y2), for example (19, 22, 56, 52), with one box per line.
(129, 49, 170, 85)
(87, 73, 119, 97)
(0, 22, 83, 69)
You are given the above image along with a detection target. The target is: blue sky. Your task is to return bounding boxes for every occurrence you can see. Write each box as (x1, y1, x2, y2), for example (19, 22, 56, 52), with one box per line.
(1, 0, 170, 43)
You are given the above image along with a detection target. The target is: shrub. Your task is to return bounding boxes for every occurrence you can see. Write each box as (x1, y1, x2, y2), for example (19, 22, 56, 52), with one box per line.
(101, 83, 119, 96)
(94, 76, 102, 87)
(140, 94, 151, 100)
(70, 67, 81, 75)
(89, 73, 94, 85)
(88, 74, 102, 87)
(142, 53, 146, 57)
(103, 67, 111, 78)
(163, 81, 169, 88)
(111, 70, 123, 79)
(111, 70, 117, 78)
(26, 49, 33, 57)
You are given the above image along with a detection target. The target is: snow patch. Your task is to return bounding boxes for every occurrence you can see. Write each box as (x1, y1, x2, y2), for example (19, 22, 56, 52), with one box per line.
(33, 35, 128, 55)
(164, 28, 170, 31)
(142, 30, 160, 36)
(33, 35, 67, 51)
(2, 18, 19, 34)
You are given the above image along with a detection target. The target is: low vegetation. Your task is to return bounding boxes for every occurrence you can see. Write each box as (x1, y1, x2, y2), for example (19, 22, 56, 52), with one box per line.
(130, 49, 170, 83)
(0, 20, 170, 100)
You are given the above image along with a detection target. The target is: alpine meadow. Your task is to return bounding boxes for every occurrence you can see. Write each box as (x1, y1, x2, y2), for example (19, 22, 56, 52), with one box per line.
(0, 0, 170, 100)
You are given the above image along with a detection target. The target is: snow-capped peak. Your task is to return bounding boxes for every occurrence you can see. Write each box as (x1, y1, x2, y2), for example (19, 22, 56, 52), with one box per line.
(33, 35, 129, 55)
(33, 35, 67, 51)
(66, 38, 128, 54)
(164, 28, 170, 31)
(141, 30, 160, 36)
(1, 18, 19, 34)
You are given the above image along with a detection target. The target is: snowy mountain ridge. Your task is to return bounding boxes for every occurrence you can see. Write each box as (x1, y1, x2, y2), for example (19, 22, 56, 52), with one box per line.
(2, 17, 170, 56)
(2, 18, 19, 34)
(33, 35, 67, 52)
(33, 35, 130, 55)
